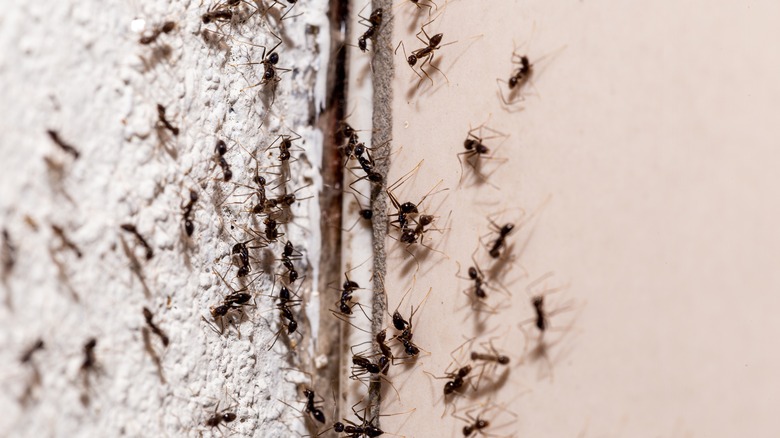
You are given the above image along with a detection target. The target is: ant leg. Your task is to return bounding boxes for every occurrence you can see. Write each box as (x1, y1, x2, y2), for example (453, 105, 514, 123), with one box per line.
(425, 52, 448, 85)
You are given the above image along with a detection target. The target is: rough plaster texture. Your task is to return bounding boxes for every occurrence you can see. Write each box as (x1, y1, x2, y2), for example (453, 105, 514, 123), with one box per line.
(0, 0, 331, 436)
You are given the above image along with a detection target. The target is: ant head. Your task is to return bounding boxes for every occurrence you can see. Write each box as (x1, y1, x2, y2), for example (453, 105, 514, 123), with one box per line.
(370, 8, 383, 22)
(287, 319, 298, 334)
(284, 241, 294, 256)
(430, 33, 443, 47)
(354, 143, 365, 155)
(360, 209, 373, 220)
(468, 266, 478, 279)
(303, 388, 314, 398)
(464, 139, 477, 150)
(501, 223, 515, 235)
(342, 122, 354, 138)
(223, 412, 237, 423)
(313, 409, 326, 423)
(268, 52, 279, 65)
(521, 55, 530, 69)
(399, 201, 418, 214)
(189, 189, 199, 202)
(343, 279, 360, 290)
(254, 175, 266, 186)
(419, 214, 434, 226)
(533, 295, 544, 309)
(185, 220, 194, 236)
(358, 37, 367, 52)
(476, 419, 489, 429)
(444, 381, 456, 395)
(368, 172, 383, 183)
(376, 329, 387, 342)
(404, 341, 419, 356)
(215, 139, 227, 155)
(366, 426, 383, 437)
(407, 54, 417, 66)
(463, 425, 475, 435)
(508, 76, 518, 89)
(334, 422, 345, 433)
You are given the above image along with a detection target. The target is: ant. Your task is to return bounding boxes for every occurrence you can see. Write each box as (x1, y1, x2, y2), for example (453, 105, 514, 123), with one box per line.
(389, 287, 431, 359)
(398, 214, 436, 245)
(204, 400, 238, 432)
(120, 223, 154, 260)
(279, 240, 302, 283)
(225, 223, 268, 277)
(156, 103, 179, 136)
(202, 0, 254, 25)
(214, 139, 233, 182)
(457, 122, 508, 188)
(182, 189, 198, 237)
(395, 18, 451, 85)
(262, 0, 300, 21)
(139, 21, 175, 45)
(330, 270, 372, 334)
(268, 282, 301, 350)
(497, 49, 534, 106)
(376, 329, 393, 373)
(79, 337, 100, 404)
(237, 32, 290, 104)
(343, 191, 373, 232)
(331, 403, 384, 438)
(357, 8, 382, 52)
(485, 221, 513, 259)
(264, 216, 284, 242)
(51, 224, 83, 258)
(406, 0, 436, 14)
(142, 307, 170, 346)
(46, 129, 80, 159)
(266, 131, 302, 163)
(303, 387, 326, 424)
(454, 402, 517, 438)
(205, 268, 256, 335)
(20, 339, 45, 364)
(2, 228, 16, 278)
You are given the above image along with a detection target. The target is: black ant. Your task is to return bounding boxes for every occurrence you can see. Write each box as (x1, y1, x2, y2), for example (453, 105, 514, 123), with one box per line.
(357, 8, 383, 52)
(205, 268, 256, 335)
(303, 387, 326, 424)
(238, 33, 290, 104)
(330, 270, 372, 334)
(226, 223, 267, 277)
(181, 189, 198, 237)
(202, 0, 254, 25)
(2, 228, 16, 278)
(264, 216, 284, 242)
(120, 223, 154, 260)
(486, 221, 513, 259)
(139, 21, 175, 45)
(398, 214, 436, 245)
(204, 400, 238, 432)
(454, 402, 517, 438)
(262, 0, 300, 21)
(343, 191, 373, 232)
(80, 338, 98, 371)
(266, 131, 302, 163)
(457, 122, 508, 188)
(142, 307, 169, 347)
(46, 129, 80, 159)
(279, 240, 302, 283)
(521, 272, 571, 336)
(497, 50, 534, 106)
(331, 403, 384, 438)
(156, 103, 179, 136)
(406, 0, 436, 14)
(268, 282, 301, 350)
(395, 18, 451, 85)
(390, 287, 432, 359)
(214, 139, 233, 181)
(376, 329, 393, 373)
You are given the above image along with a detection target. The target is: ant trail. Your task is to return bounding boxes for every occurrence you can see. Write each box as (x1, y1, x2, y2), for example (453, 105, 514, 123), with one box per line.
(367, 0, 394, 425)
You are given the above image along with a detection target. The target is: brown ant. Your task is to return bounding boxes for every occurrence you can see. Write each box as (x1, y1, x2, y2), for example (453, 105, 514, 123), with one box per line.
(2, 228, 16, 278)
(120, 223, 154, 260)
(357, 8, 383, 52)
(395, 18, 452, 85)
(142, 307, 169, 347)
(156, 103, 179, 136)
(51, 224, 82, 258)
(46, 129, 80, 159)
(139, 21, 175, 45)
(181, 189, 198, 237)
(214, 139, 233, 181)
(20, 339, 45, 364)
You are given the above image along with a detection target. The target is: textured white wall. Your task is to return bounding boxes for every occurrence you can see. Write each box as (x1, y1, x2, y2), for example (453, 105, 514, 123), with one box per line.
(0, 0, 330, 436)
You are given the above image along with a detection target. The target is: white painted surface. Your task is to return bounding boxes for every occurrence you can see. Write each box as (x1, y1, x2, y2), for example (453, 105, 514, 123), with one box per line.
(0, 0, 329, 436)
